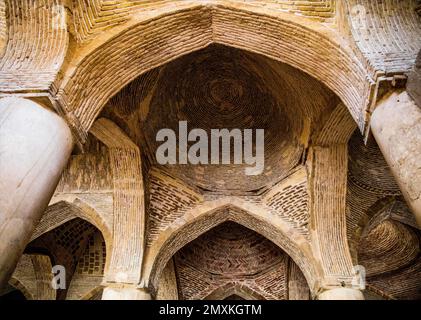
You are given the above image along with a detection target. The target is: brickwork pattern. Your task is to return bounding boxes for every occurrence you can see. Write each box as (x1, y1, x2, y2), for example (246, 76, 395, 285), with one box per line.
(55, 3, 373, 137)
(70, 0, 337, 45)
(174, 222, 308, 300)
(67, 230, 106, 300)
(91, 118, 145, 284)
(345, 0, 421, 74)
(0, 0, 68, 92)
(147, 170, 203, 246)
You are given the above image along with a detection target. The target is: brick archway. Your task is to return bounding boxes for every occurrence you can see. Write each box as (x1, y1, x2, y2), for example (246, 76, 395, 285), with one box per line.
(30, 200, 112, 261)
(204, 282, 266, 300)
(55, 4, 373, 140)
(143, 198, 321, 296)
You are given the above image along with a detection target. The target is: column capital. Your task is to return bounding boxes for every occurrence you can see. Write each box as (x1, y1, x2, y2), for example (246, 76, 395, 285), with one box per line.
(102, 283, 151, 300)
(317, 287, 364, 300)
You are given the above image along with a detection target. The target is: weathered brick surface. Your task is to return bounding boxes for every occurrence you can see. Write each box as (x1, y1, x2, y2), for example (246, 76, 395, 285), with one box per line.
(67, 230, 106, 300)
(1, 0, 420, 301)
(0, 0, 68, 92)
(54, 3, 373, 136)
(174, 222, 305, 300)
(70, 0, 337, 45)
(0, 0, 6, 55)
(344, 0, 421, 74)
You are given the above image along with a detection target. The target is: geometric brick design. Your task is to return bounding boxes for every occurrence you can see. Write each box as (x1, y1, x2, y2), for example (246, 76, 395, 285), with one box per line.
(174, 222, 309, 300)
(70, 1, 336, 44)
(264, 171, 309, 236)
(67, 230, 106, 300)
(1, 0, 421, 301)
(345, 0, 421, 74)
(0, 0, 68, 92)
(146, 169, 203, 246)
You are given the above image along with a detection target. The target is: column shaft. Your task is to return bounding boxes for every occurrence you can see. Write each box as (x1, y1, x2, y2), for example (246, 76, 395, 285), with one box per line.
(371, 91, 421, 227)
(0, 97, 73, 288)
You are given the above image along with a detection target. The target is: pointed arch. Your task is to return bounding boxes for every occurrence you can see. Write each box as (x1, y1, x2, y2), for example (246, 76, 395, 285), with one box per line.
(54, 4, 373, 139)
(31, 200, 112, 276)
(31, 200, 112, 248)
(204, 282, 266, 300)
(143, 198, 321, 295)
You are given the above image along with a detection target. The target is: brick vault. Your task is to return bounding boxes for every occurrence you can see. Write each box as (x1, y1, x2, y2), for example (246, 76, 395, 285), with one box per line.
(0, 0, 420, 300)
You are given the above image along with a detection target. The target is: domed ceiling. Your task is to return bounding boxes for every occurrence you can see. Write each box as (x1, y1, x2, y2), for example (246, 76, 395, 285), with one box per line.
(101, 44, 338, 193)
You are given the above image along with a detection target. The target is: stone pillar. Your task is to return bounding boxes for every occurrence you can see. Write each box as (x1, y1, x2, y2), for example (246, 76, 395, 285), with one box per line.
(317, 288, 364, 300)
(102, 285, 152, 300)
(370, 91, 421, 227)
(0, 97, 73, 288)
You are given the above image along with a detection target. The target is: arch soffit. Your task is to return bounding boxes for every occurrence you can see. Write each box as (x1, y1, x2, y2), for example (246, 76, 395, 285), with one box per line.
(55, 4, 373, 138)
(144, 198, 321, 294)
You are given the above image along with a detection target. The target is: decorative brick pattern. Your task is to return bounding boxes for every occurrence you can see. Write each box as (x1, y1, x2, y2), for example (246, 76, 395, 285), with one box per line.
(27, 218, 97, 299)
(345, 0, 421, 74)
(345, 130, 408, 262)
(56, 3, 373, 137)
(1, 0, 420, 301)
(173, 222, 307, 300)
(309, 145, 355, 283)
(367, 256, 421, 300)
(227, 0, 336, 21)
(91, 118, 145, 284)
(71, 0, 132, 43)
(0, 0, 68, 92)
(147, 169, 203, 246)
(156, 258, 179, 300)
(264, 173, 309, 235)
(145, 201, 320, 296)
(408, 51, 421, 107)
(359, 220, 419, 277)
(70, 0, 337, 44)
(76, 231, 106, 276)
(67, 230, 106, 300)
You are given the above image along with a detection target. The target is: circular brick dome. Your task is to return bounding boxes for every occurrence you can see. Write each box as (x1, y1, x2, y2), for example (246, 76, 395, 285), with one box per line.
(137, 45, 336, 192)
